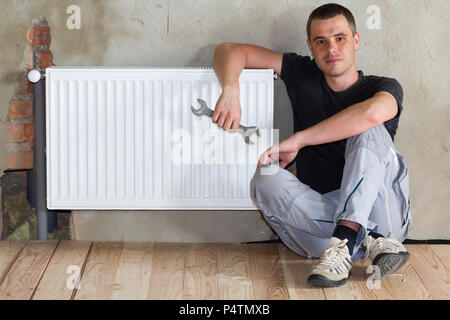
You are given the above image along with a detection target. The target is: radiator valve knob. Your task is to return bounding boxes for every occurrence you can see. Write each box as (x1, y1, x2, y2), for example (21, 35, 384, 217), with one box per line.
(28, 69, 42, 83)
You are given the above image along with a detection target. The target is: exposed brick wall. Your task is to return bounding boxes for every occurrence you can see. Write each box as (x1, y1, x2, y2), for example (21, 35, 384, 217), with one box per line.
(0, 17, 69, 240)
(5, 17, 54, 170)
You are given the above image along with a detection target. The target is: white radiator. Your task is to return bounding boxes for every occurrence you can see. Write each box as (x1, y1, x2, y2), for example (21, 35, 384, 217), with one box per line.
(45, 67, 274, 210)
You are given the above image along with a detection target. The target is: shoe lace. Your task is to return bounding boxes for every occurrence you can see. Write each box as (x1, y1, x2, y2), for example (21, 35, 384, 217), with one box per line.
(315, 239, 348, 270)
(364, 235, 377, 259)
(365, 236, 400, 260)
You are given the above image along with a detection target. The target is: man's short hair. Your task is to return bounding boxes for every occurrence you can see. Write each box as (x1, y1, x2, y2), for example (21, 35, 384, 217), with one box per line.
(307, 3, 357, 40)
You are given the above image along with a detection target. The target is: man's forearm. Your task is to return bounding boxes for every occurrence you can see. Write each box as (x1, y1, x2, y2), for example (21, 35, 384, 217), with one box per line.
(293, 99, 379, 149)
(292, 91, 398, 149)
(212, 43, 246, 92)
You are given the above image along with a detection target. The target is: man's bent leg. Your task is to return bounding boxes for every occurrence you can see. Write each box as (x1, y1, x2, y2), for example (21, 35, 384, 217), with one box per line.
(307, 125, 407, 288)
(360, 136, 412, 278)
(333, 124, 409, 261)
(366, 148, 412, 241)
(250, 165, 340, 259)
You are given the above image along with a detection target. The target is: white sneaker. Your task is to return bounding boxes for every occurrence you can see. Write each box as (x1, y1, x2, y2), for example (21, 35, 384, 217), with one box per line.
(307, 237, 352, 288)
(362, 234, 410, 279)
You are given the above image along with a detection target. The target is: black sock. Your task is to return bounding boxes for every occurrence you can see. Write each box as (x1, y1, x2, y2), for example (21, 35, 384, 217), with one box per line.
(368, 230, 384, 239)
(332, 225, 358, 255)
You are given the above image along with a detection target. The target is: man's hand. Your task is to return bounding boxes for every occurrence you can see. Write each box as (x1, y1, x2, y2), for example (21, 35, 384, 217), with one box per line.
(212, 86, 242, 131)
(257, 134, 302, 169)
(212, 42, 282, 132)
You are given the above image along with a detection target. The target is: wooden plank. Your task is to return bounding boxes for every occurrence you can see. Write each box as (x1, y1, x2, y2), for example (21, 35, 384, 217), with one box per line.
(247, 243, 289, 300)
(324, 258, 396, 300)
(0, 241, 27, 285)
(216, 243, 253, 300)
(321, 258, 372, 300)
(382, 260, 432, 300)
(110, 242, 154, 300)
(0, 240, 58, 300)
(429, 245, 450, 269)
(405, 244, 449, 300)
(277, 244, 326, 300)
(74, 242, 124, 300)
(183, 243, 219, 299)
(147, 243, 185, 300)
(32, 240, 92, 300)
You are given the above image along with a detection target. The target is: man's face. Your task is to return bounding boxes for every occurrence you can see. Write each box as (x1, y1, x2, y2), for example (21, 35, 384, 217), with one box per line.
(307, 15, 360, 78)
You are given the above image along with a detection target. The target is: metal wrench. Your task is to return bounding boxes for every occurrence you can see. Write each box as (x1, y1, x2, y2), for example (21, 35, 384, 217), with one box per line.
(191, 99, 260, 144)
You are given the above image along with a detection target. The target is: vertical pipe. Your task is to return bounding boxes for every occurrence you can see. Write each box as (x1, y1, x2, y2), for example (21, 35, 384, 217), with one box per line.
(31, 71, 48, 240)
(27, 169, 56, 233)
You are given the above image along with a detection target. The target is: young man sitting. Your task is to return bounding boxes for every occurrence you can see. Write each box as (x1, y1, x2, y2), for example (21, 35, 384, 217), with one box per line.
(212, 3, 412, 287)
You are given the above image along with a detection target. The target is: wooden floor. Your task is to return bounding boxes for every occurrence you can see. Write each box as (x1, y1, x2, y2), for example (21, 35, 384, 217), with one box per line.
(0, 241, 448, 300)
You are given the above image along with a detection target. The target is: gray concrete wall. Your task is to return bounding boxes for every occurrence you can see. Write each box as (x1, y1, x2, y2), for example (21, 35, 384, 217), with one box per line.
(1, 0, 449, 240)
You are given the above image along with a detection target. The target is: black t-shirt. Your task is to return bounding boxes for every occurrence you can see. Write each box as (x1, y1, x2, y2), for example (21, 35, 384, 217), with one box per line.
(280, 52, 404, 194)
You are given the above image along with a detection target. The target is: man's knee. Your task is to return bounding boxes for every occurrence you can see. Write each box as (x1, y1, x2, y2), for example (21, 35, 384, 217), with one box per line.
(345, 125, 392, 159)
(250, 165, 287, 202)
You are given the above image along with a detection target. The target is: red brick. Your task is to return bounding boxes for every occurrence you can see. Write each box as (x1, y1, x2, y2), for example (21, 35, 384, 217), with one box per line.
(40, 51, 53, 69)
(6, 124, 35, 143)
(7, 152, 33, 169)
(8, 100, 32, 119)
(28, 27, 51, 46)
(6, 142, 33, 153)
(25, 47, 35, 70)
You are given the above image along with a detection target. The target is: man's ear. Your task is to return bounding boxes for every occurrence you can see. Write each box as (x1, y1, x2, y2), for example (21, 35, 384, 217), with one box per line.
(307, 39, 312, 54)
(354, 32, 360, 50)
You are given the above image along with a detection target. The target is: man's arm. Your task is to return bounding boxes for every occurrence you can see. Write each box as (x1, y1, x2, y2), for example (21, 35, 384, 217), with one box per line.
(258, 91, 399, 168)
(293, 91, 399, 149)
(212, 42, 283, 130)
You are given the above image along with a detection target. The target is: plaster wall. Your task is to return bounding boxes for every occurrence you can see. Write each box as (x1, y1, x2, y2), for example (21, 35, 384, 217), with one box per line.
(0, 0, 448, 240)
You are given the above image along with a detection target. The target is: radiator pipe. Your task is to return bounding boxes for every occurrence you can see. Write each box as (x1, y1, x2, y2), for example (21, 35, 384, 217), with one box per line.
(29, 69, 48, 240)
(27, 170, 57, 233)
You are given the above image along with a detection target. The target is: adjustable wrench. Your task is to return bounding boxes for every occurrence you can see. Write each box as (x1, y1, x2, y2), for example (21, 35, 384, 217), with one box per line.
(191, 99, 260, 144)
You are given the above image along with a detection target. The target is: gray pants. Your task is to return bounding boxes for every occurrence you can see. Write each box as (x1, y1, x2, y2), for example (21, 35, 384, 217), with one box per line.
(250, 125, 412, 262)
